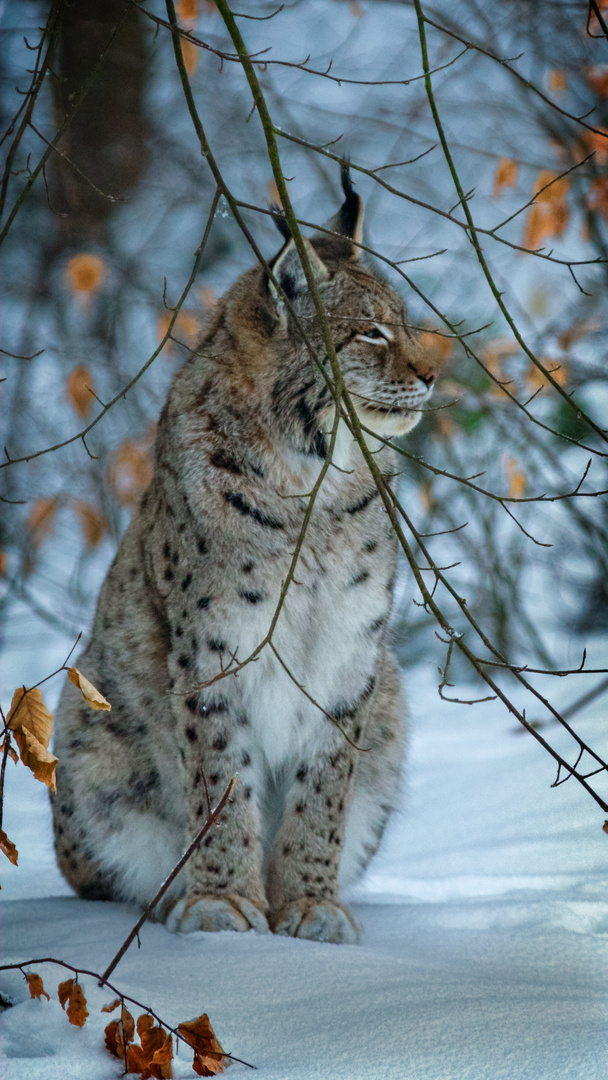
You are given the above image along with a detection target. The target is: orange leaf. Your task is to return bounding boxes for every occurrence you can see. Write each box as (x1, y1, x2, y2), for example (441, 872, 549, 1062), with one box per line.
(0, 548, 6, 576)
(588, 176, 608, 220)
(66, 364, 95, 419)
(73, 500, 107, 548)
(418, 328, 453, 362)
(26, 973, 49, 1001)
(57, 976, 89, 1026)
(65, 253, 106, 296)
(107, 436, 154, 506)
(7, 687, 58, 791)
(67, 668, 111, 711)
(579, 128, 608, 166)
(128, 1018, 172, 1079)
(66, 981, 89, 1028)
(121, 1006, 136, 1046)
(525, 360, 568, 394)
(522, 173, 569, 248)
(192, 1052, 224, 1076)
(549, 69, 566, 91)
(587, 66, 608, 97)
(177, 0, 198, 24)
(178, 1014, 225, 1075)
(0, 738, 19, 765)
(157, 309, 201, 356)
(504, 457, 526, 499)
(102, 998, 122, 1013)
(105, 1019, 125, 1060)
(137, 1014, 156, 1040)
(58, 978, 75, 1009)
(182, 40, 199, 75)
(0, 828, 18, 865)
(27, 497, 57, 547)
(492, 157, 518, 197)
(126, 1042, 150, 1077)
(151, 1032, 174, 1079)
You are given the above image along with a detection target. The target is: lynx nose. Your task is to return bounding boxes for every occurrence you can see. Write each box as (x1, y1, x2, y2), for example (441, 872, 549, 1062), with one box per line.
(408, 362, 435, 388)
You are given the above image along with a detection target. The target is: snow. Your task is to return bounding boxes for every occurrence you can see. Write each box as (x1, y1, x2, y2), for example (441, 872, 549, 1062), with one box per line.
(3, 664, 608, 1079)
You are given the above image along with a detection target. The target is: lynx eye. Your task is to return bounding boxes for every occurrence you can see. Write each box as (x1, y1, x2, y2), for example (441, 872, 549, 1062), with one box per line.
(356, 324, 391, 347)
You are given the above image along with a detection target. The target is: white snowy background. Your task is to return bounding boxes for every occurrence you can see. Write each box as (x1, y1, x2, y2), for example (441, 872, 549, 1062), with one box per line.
(2, 642, 608, 1079)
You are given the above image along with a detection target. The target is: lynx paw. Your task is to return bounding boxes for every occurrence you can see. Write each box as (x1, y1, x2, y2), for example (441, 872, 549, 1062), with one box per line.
(165, 894, 269, 934)
(271, 899, 360, 944)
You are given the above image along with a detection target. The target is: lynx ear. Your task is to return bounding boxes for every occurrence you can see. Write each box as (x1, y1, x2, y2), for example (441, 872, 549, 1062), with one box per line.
(268, 236, 329, 305)
(319, 163, 363, 260)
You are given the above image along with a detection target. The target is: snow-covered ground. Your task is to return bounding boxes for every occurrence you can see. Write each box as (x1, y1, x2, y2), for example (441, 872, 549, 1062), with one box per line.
(2, 660, 608, 1080)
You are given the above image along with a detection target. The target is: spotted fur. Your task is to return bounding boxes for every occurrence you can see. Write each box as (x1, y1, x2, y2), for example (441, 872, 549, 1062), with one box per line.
(52, 174, 439, 943)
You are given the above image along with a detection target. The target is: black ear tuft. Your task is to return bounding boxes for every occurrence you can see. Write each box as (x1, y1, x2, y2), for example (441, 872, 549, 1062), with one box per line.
(270, 204, 292, 243)
(341, 161, 355, 200)
(336, 162, 362, 242)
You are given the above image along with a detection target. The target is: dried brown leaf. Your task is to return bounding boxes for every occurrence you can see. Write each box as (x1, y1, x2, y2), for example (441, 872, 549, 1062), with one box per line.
(27, 497, 57, 547)
(57, 978, 74, 1009)
(107, 436, 154, 506)
(121, 1006, 136, 1046)
(7, 687, 58, 791)
(177, 0, 198, 24)
(67, 668, 111, 711)
(66, 253, 106, 296)
(178, 1014, 225, 1075)
(101, 998, 122, 1013)
(549, 69, 566, 91)
(504, 457, 526, 499)
(26, 973, 49, 1001)
(0, 828, 18, 865)
(182, 39, 199, 74)
(73, 500, 108, 548)
(105, 1019, 125, 1059)
(580, 128, 608, 165)
(66, 365, 95, 419)
(192, 1052, 224, 1076)
(66, 981, 89, 1028)
(151, 1031, 173, 1079)
(492, 157, 518, 197)
(588, 176, 608, 220)
(0, 738, 19, 765)
(137, 1014, 156, 1040)
(588, 66, 608, 97)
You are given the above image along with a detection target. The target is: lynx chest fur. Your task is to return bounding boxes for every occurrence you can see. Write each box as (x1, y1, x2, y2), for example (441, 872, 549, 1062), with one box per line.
(52, 173, 438, 943)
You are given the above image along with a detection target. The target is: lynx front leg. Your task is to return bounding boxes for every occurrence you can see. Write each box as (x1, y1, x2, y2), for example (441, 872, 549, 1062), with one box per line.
(165, 678, 269, 935)
(267, 739, 361, 944)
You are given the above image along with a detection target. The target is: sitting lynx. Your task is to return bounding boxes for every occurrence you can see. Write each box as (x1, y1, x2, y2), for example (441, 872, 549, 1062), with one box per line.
(52, 170, 438, 944)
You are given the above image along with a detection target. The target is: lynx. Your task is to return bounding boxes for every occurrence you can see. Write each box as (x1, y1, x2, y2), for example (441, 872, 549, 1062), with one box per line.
(52, 170, 438, 944)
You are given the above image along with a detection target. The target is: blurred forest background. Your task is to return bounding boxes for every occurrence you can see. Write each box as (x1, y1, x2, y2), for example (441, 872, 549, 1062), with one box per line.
(1, 0, 608, 694)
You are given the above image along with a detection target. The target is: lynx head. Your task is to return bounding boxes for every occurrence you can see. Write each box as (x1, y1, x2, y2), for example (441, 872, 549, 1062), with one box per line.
(264, 166, 439, 449)
(215, 167, 441, 459)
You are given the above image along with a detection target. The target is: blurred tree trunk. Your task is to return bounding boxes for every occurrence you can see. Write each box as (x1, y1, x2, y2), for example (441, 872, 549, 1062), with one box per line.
(49, 0, 150, 246)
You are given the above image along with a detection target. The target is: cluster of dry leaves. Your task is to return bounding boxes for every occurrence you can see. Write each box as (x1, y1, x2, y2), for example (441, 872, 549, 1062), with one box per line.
(491, 58, 608, 239)
(25, 972, 227, 1077)
(3, 669, 231, 1075)
(0, 670, 110, 869)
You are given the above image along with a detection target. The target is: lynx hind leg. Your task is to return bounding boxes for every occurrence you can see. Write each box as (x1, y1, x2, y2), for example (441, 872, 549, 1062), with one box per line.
(339, 649, 407, 891)
(52, 790, 116, 901)
(52, 682, 185, 908)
